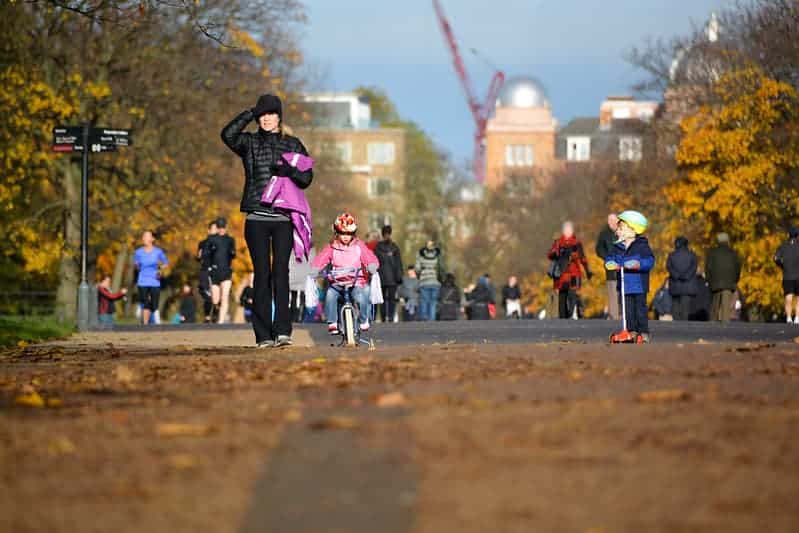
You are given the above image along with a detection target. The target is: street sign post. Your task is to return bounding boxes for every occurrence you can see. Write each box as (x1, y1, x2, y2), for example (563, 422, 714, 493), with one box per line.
(52, 124, 133, 331)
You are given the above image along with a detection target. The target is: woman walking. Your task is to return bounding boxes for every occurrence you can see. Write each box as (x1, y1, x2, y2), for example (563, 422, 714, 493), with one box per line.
(548, 221, 592, 319)
(221, 94, 313, 347)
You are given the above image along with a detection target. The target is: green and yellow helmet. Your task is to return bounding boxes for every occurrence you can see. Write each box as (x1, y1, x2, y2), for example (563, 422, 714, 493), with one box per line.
(617, 210, 648, 234)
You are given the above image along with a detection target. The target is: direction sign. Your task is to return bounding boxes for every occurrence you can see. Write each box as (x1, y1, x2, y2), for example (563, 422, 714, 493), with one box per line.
(53, 126, 84, 152)
(91, 128, 132, 147)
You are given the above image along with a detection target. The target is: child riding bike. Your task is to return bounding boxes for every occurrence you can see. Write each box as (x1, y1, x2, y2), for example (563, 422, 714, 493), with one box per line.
(311, 213, 379, 335)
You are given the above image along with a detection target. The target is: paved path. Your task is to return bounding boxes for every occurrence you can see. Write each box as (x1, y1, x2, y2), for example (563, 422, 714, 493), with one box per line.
(83, 319, 799, 349)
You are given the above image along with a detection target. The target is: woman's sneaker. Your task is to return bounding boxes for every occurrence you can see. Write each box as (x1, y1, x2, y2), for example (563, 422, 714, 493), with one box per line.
(328, 323, 340, 335)
(256, 339, 274, 348)
(275, 335, 293, 347)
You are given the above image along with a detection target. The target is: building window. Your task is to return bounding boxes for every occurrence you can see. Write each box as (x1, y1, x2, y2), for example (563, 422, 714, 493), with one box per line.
(619, 136, 642, 161)
(367, 177, 392, 198)
(335, 142, 352, 163)
(567, 136, 591, 162)
(367, 142, 395, 165)
(504, 144, 534, 167)
(368, 212, 392, 230)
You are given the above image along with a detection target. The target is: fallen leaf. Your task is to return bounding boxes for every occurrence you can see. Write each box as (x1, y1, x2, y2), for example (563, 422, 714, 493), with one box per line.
(308, 415, 359, 431)
(48, 436, 76, 456)
(311, 357, 327, 364)
(168, 453, 201, 470)
(15, 391, 44, 408)
(115, 365, 136, 385)
(636, 389, 692, 403)
(375, 391, 407, 408)
(46, 397, 63, 408)
(569, 371, 583, 382)
(284, 409, 302, 422)
(155, 423, 215, 437)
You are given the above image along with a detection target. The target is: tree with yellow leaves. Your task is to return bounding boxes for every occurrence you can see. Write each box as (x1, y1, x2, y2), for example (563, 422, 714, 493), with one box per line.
(671, 67, 799, 314)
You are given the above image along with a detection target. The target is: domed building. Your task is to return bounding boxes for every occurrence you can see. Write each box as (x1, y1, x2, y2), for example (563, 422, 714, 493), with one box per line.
(485, 76, 559, 190)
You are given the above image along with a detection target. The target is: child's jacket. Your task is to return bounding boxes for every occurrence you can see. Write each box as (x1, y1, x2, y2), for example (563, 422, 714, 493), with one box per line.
(608, 236, 655, 295)
(312, 237, 379, 288)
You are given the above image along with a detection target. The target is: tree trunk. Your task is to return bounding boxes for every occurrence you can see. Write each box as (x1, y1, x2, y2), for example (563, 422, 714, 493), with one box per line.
(111, 245, 128, 292)
(54, 158, 81, 323)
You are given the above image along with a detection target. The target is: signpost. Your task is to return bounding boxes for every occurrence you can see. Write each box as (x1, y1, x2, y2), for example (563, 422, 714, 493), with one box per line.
(52, 124, 133, 331)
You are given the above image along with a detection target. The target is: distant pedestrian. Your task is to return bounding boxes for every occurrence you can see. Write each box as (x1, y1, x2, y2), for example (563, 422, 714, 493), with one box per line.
(666, 236, 698, 321)
(502, 276, 522, 319)
(197, 220, 218, 323)
(289, 251, 314, 323)
(133, 230, 168, 326)
(690, 273, 712, 321)
(399, 266, 419, 321)
(239, 272, 255, 323)
(178, 284, 196, 323)
(548, 221, 592, 319)
(97, 275, 127, 327)
(375, 225, 403, 323)
(604, 210, 654, 342)
(595, 213, 620, 320)
(705, 232, 741, 322)
(652, 279, 673, 320)
(415, 240, 442, 321)
(466, 276, 494, 320)
(775, 227, 799, 324)
(207, 217, 236, 324)
(438, 272, 461, 320)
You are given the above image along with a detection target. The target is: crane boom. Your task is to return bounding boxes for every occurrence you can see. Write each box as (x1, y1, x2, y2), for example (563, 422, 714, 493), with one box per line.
(433, 0, 504, 183)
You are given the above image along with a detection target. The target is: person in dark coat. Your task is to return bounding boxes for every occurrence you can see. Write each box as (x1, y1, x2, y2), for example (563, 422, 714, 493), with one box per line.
(775, 227, 799, 324)
(466, 276, 494, 320)
(438, 273, 460, 320)
(548, 221, 592, 319)
(666, 236, 698, 321)
(221, 93, 313, 347)
(178, 284, 197, 323)
(374, 225, 403, 323)
(690, 273, 712, 321)
(595, 213, 620, 320)
(705, 233, 741, 322)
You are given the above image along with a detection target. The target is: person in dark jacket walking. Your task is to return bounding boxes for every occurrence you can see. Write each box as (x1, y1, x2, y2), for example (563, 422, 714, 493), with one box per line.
(775, 227, 799, 324)
(466, 276, 494, 320)
(666, 236, 698, 321)
(197, 220, 218, 323)
(595, 213, 620, 320)
(221, 93, 313, 347)
(207, 217, 236, 324)
(705, 233, 741, 322)
(501, 276, 522, 319)
(374, 225, 403, 323)
(438, 273, 461, 320)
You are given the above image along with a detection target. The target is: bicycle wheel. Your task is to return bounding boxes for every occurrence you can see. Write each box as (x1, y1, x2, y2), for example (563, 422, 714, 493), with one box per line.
(342, 305, 356, 346)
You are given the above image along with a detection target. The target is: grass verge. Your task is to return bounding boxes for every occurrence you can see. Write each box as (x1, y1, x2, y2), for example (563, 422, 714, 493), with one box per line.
(0, 316, 73, 348)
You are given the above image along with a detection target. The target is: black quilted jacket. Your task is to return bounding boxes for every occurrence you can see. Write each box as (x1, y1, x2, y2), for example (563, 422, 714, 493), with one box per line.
(221, 110, 313, 213)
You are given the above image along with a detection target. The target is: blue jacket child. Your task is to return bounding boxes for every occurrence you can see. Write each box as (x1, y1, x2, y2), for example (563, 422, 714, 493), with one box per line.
(604, 210, 655, 338)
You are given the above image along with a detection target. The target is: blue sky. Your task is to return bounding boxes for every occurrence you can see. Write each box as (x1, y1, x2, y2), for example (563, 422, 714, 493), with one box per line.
(299, 0, 731, 163)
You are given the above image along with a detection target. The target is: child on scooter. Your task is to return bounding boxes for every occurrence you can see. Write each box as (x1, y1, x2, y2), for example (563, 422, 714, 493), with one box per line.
(605, 210, 655, 343)
(311, 212, 379, 335)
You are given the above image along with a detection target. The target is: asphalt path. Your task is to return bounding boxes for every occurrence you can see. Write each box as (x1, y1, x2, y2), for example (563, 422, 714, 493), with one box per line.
(112, 319, 799, 346)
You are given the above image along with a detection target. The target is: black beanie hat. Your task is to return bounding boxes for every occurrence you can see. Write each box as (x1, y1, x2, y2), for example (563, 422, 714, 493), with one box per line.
(790, 227, 799, 239)
(253, 94, 282, 120)
(216, 217, 227, 229)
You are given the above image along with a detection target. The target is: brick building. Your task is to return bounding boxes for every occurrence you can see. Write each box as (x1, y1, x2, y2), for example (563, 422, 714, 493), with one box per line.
(299, 93, 406, 234)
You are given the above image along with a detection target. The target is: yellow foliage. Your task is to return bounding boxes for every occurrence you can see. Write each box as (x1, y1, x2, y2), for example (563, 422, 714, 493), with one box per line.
(230, 27, 264, 58)
(671, 67, 799, 312)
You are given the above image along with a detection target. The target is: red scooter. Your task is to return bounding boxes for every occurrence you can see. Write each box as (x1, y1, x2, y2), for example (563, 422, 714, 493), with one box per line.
(609, 266, 645, 344)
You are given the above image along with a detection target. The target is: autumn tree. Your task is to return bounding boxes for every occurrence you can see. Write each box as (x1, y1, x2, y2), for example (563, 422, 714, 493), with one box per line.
(671, 67, 799, 314)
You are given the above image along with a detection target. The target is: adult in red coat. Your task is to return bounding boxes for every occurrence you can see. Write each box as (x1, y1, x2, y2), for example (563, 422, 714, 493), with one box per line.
(548, 221, 592, 319)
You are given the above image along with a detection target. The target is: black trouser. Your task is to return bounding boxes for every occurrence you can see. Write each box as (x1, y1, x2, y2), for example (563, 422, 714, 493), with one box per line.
(672, 294, 693, 321)
(379, 285, 397, 322)
(621, 293, 649, 333)
(244, 219, 293, 343)
(558, 289, 578, 319)
(198, 270, 213, 317)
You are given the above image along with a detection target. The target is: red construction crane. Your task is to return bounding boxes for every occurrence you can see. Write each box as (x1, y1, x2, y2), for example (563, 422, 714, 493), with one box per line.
(433, 0, 504, 184)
